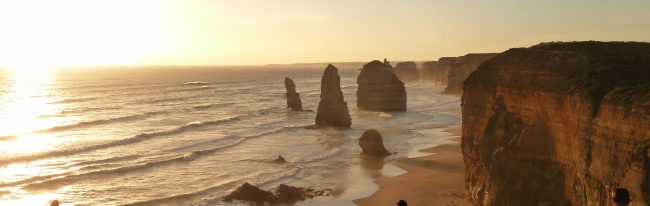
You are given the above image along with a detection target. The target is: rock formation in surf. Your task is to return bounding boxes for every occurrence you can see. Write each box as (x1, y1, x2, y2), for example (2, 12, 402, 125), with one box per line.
(461, 41, 650, 206)
(315, 64, 352, 128)
(421, 57, 453, 85)
(394, 61, 420, 82)
(445, 53, 497, 94)
(359, 129, 391, 156)
(273, 155, 286, 163)
(284, 77, 302, 111)
(357, 60, 407, 111)
(223, 183, 275, 203)
(223, 183, 327, 204)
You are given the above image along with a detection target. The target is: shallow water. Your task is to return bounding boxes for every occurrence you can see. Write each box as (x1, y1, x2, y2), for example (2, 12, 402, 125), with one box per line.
(0, 66, 460, 205)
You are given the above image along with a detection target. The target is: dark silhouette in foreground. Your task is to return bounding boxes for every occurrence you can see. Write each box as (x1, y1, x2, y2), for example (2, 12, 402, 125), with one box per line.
(613, 188, 631, 206)
(50, 200, 60, 206)
(397, 199, 407, 206)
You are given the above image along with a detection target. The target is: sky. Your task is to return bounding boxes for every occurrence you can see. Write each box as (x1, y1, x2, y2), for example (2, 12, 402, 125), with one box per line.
(0, 0, 649, 67)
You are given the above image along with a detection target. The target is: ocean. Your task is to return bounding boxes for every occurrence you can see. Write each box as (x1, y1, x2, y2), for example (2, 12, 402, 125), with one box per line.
(0, 66, 461, 205)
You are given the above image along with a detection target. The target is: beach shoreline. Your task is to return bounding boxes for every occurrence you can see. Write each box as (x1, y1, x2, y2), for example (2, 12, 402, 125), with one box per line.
(353, 126, 470, 206)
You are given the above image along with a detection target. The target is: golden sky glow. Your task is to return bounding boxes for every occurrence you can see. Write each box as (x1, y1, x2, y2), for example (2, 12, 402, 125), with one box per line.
(1, 0, 650, 66)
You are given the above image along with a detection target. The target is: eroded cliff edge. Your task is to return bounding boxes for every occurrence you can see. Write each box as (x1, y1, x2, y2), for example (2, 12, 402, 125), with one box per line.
(461, 42, 650, 205)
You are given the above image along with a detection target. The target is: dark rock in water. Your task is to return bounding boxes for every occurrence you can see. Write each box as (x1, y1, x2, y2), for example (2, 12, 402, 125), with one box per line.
(394, 61, 419, 82)
(359, 129, 391, 156)
(222, 182, 274, 203)
(315, 64, 352, 128)
(284, 77, 302, 111)
(357, 60, 407, 111)
(273, 155, 286, 163)
(273, 184, 321, 204)
(223, 182, 328, 204)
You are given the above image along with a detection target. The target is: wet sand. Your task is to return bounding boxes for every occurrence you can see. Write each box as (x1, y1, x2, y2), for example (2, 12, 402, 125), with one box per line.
(354, 127, 471, 206)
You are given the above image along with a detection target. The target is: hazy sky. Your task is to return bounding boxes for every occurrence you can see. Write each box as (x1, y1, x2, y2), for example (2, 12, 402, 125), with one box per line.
(1, 0, 649, 67)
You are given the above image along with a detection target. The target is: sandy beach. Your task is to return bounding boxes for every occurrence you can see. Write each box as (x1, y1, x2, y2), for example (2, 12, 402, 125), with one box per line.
(354, 127, 471, 206)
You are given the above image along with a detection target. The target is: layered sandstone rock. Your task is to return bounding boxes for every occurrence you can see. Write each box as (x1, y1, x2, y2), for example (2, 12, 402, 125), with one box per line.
(445, 53, 497, 94)
(284, 77, 302, 111)
(315, 64, 352, 128)
(359, 129, 391, 156)
(421, 57, 453, 85)
(461, 42, 650, 206)
(394, 61, 420, 82)
(357, 60, 407, 111)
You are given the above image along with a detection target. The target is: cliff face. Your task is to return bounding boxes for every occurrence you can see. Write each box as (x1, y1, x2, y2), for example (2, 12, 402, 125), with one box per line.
(315, 64, 352, 127)
(461, 42, 650, 206)
(357, 60, 407, 111)
(446, 53, 498, 94)
(421, 58, 453, 84)
(394, 61, 420, 82)
(284, 77, 302, 111)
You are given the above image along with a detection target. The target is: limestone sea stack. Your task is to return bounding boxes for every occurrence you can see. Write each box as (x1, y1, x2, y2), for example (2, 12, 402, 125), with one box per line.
(359, 129, 391, 156)
(315, 64, 352, 128)
(357, 60, 407, 111)
(394, 61, 420, 82)
(445, 53, 497, 94)
(383, 58, 395, 73)
(284, 77, 302, 111)
(421, 57, 453, 85)
(461, 41, 650, 205)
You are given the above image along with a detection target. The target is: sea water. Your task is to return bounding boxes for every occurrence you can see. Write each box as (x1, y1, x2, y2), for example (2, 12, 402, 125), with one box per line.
(0, 66, 461, 205)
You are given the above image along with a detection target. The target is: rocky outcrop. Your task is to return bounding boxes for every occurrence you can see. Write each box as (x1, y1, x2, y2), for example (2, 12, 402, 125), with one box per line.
(445, 53, 497, 94)
(223, 183, 274, 203)
(273, 155, 286, 163)
(421, 57, 453, 85)
(461, 42, 650, 206)
(359, 129, 391, 156)
(383, 58, 395, 73)
(284, 77, 302, 111)
(357, 60, 407, 111)
(315, 64, 352, 128)
(223, 183, 327, 204)
(394, 61, 420, 82)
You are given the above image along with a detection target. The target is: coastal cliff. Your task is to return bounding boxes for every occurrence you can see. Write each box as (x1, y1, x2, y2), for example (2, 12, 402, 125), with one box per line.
(461, 42, 650, 205)
(357, 60, 407, 111)
(394, 61, 419, 82)
(446, 53, 497, 94)
(421, 58, 453, 85)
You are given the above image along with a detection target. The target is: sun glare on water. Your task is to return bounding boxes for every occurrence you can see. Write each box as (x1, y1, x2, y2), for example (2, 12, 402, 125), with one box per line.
(0, 67, 70, 154)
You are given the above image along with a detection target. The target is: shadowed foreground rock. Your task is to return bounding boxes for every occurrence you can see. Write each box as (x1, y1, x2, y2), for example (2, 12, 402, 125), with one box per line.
(462, 41, 650, 205)
(315, 64, 352, 127)
(394, 61, 419, 82)
(357, 60, 406, 111)
(359, 129, 391, 156)
(284, 77, 302, 111)
(223, 182, 327, 204)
